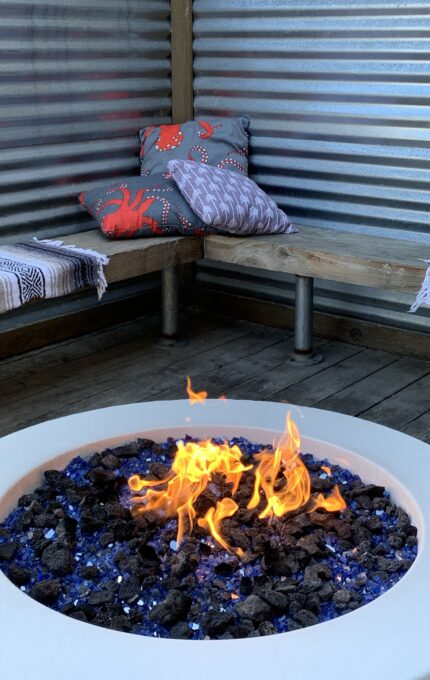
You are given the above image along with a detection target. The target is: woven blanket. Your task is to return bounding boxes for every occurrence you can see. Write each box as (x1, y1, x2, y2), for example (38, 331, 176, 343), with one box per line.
(410, 260, 430, 313)
(0, 238, 109, 314)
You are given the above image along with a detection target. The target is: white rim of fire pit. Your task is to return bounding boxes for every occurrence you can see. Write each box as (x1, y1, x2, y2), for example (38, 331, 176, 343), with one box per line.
(0, 400, 429, 680)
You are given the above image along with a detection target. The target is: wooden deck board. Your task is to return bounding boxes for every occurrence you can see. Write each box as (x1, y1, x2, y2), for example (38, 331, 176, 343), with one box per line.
(1, 312, 429, 444)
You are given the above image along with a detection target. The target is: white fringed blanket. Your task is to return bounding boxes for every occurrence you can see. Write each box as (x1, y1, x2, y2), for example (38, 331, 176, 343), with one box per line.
(0, 238, 109, 314)
(410, 260, 430, 313)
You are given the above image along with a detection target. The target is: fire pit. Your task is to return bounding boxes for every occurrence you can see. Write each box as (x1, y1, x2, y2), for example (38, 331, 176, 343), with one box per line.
(0, 400, 429, 680)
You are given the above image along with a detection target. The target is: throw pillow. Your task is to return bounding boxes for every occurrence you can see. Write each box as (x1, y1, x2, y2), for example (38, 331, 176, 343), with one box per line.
(168, 160, 296, 236)
(78, 174, 210, 239)
(139, 117, 249, 177)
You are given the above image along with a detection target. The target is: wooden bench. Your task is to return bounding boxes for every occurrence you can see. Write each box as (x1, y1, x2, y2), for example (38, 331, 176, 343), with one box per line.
(204, 225, 429, 364)
(60, 230, 203, 345)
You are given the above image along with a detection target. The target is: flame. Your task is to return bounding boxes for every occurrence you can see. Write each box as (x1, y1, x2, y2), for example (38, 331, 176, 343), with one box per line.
(198, 498, 241, 555)
(321, 465, 331, 475)
(128, 408, 346, 554)
(248, 413, 310, 519)
(186, 376, 207, 405)
(129, 438, 252, 545)
(311, 484, 347, 512)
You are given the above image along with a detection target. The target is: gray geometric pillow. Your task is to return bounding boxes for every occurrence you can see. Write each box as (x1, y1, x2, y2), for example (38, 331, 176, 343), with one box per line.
(139, 117, 249, 177)
(168, 160, 297, 236)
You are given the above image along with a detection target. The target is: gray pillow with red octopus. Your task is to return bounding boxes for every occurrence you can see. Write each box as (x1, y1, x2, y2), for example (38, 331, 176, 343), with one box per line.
(78, 175, 211, 239)
(139, 117, 249, 177)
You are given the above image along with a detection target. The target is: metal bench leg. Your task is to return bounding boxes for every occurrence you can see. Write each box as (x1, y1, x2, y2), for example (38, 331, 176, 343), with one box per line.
(156, 266, 187, 348)
(290, 275, 323, 365)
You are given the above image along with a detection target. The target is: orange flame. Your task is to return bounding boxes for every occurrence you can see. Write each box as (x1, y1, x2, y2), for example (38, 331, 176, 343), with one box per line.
(198, 498, 241, 555)
(128, 408, 346, 554)
(321, 465, 331, 475)
(129, 438, 252, 545)
(186, 376, 207, 405)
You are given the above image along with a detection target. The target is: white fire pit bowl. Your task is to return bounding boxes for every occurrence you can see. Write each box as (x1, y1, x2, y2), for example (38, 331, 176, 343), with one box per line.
(0, 400, 429, 680)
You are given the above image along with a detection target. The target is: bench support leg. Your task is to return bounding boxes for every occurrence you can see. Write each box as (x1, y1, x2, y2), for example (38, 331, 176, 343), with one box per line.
(290, 275, 323, 365)
(156, 266, 187, 348)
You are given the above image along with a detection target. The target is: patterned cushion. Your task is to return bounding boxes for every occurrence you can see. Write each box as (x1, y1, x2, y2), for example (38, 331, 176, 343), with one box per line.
(168, 160, 296, 236)
(78, 175, 210, 239)
(139, 117, 249, 177)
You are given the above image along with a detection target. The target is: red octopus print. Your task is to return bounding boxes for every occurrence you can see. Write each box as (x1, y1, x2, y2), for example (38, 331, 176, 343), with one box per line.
(188, 145, 209, 163)
(98, 187, 163, 237)
(142, 124, 184, 153)
(217, 148, 248, 174)
(197, 120, 222, 140)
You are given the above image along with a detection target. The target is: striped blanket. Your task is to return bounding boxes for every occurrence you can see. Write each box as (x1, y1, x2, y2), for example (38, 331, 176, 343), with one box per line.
(0, 238, 109, 314)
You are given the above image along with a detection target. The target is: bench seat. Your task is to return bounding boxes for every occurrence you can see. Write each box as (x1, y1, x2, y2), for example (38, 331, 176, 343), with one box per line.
(61, 230, 203, 286)
(204, 226, 429, 363)
(61, 230, 203, 343)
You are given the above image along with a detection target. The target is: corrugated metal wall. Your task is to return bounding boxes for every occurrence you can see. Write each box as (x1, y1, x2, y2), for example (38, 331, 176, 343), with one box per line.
(0, 0, 171, 245)
(194, 0, 430, 331)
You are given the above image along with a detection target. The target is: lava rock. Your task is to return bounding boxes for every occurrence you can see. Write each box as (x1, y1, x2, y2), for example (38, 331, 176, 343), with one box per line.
(302, 564, 332, 591)
(259, 621, 276, 636)
(294, 609, 318, 627)
(239, 576, 254, 596)
(255, 585, 288, 611)
(348, 484, 385, 499)
(203, 610, 235, 636)
(86, 467, 117, 487)
(118, 576, 141, 603)
(88, 588, 115, 606)
(31, 579, 61, 604)
(234, 595, 272, 623)
(229, 619, 254, 638)
(332, 589, 352, 610)
(101, 454, 120, 470)
(8, 563, 32, 585)
(18, 493, 38, 508)
(41, 542, 74, 576)
(69, 611, 88, 623)
(149, 590, 191, 628)
(80, 565, 100, 580)
(0, 542, 18, 561)
(170, 621, 192, 639)
(110, 615, 133, 632)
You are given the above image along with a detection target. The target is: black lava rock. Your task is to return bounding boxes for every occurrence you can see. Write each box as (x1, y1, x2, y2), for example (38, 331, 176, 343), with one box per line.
(0, 542, 18, 561)
(31, 579, 61, 604)
(203, 610, 235, 636)
(170, 621, 192, 639)
(294, 609, 318, 627)
(41, 542, 74, 576)
(118, 576, 141, 603)
(332, 589, 352, 610)
(259, 621, 276, 636)
(8, 563, 32, 585)
(234, 595, 272, 623)
(149, 590, 192, 628)
(88, 588, 115, 606)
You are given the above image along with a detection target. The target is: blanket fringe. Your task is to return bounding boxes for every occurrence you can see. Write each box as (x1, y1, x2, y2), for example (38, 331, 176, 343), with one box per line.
(34, 237, 109, 299)
(409, 259, 430, 313)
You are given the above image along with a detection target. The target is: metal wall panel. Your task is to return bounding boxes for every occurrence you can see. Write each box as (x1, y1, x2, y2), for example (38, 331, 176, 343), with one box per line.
(0, 0, 171, 245)
(194, 0, 430, 328)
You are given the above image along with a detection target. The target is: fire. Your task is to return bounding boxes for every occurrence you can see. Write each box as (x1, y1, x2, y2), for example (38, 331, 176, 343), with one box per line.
(198, 498, 243, 556)
(321, 465, 331, 475)
(129, 438, 252, 545)
(128, 411, 346, 554)
(186, 376, 207, 405)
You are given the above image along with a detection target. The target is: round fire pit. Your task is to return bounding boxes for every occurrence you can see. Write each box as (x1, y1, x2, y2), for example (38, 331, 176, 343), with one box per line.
(0, 400, 429, 680)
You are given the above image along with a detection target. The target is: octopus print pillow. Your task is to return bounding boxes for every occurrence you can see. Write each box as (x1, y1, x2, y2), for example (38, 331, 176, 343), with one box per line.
(78, 174, 210, 239)
(168, 160, 297, 236)
(139, 117, 249, 177)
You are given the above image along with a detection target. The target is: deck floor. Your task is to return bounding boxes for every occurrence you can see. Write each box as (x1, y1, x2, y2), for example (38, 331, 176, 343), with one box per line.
(1, 311, 429, 443)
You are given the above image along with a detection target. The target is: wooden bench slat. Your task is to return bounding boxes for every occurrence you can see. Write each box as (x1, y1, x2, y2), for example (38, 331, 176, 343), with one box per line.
(61, 230, 203, 284)
(204, 226, 429, 293)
